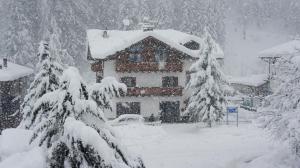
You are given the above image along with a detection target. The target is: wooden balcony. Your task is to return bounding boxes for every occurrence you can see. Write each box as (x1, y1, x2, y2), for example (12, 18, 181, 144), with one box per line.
(116, 62, 183, 72)
(126, 87, 183, 97)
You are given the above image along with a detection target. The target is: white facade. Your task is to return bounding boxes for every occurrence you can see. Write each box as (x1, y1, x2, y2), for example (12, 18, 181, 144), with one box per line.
(102, 59, 194, 119)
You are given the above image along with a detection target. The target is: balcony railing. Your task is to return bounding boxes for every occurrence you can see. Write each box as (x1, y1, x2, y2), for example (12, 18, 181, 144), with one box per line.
(116, 62, 183, 72)
(125, 87, 183, 97)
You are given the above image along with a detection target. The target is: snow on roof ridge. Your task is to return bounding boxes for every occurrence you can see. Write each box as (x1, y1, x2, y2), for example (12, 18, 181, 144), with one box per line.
(0, 60, 34, 81)
(259, 39, 300, 58)
(87, 29, 224, 60)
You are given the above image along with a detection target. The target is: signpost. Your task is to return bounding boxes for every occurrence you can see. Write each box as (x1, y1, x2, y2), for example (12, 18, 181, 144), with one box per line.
(226, 106, 239, 127)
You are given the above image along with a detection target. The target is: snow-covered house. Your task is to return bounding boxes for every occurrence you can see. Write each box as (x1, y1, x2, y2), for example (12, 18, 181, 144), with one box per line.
(0, 58, 33, 132)
(259, 39, 300, 90)
(86, 29, 224, 122)
(228, 74, 269, 96)
(259, 39, 300, 59)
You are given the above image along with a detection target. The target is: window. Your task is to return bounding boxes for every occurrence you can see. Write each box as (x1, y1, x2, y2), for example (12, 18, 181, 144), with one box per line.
(120, 77, 136, 87)
(162, 76, 178, 87)
(160, 101, 180, 123)
(128, 44, 144, 63)
(183, 40, 200, 50)
(129, 43, 144, 52)
(128, 53, 143, 62)
(116, 102, 141, 116)
(155, 46, 168, 62)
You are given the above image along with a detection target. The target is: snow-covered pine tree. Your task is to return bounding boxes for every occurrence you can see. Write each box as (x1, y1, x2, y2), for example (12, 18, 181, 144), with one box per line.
(118, 0, 139, 30)
(30, 67, 144, 168)
(2, 0, 39, 67)
(153, 0, 173, 29)
(20, 40, 63, 129)
(185, 31, 227, 127)
(49, 17, 75, 66)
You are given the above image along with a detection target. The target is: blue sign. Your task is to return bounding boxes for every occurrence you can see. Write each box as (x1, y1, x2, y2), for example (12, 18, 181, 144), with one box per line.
(227, 107, 238, 113)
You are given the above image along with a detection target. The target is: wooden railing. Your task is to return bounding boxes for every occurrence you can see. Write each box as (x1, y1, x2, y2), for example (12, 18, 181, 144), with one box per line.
(116, 62, 183, 72)
(125, 87, 183, 97)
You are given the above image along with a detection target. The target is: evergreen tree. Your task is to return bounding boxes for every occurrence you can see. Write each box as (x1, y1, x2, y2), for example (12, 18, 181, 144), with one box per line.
(30, 67, 144, 168)
(117, 0, 139, 30)
(20, 40, 63, 129)
(185, 31, 227, 127)
(2, 0, 39, 67)
(259, 57, 300, 157)
(153, 0, 174, 29)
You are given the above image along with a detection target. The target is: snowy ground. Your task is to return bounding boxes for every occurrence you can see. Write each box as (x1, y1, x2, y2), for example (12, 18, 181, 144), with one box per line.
(113, 111, 299, 168)
(0, 110, 298, 168)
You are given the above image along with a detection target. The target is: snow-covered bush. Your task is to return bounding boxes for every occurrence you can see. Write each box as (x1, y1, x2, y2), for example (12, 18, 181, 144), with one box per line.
(184, 30, 228, 127)
(259, 56, 300, 157)
(20, 40, 63, 129)
(30, 67, 144, 168)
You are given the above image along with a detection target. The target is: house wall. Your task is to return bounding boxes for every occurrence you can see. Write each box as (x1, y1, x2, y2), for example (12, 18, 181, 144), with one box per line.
(103, 60, 193, 87)
(89, 36, 223, 121)
(105, 96, 182, 119)
(102, 59, 194, 119)
(0, 75, 32, 132)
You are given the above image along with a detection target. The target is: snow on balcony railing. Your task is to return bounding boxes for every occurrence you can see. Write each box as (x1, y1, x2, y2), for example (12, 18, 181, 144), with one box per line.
(116, 61, 183, 72)
(125, 87, 183, 97)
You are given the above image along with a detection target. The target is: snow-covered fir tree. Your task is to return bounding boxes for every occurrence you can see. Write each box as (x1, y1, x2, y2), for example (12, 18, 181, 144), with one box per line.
(117, 0, 139, 30)
(0, 0, 229, 67)
(20, 40, 63, 129)
(185, 31, 227, 127)
(2, 0, 39, 67)
(48, 17, 75, 66)
(259, 57, 300, 157)
(30, 67, 145, 168)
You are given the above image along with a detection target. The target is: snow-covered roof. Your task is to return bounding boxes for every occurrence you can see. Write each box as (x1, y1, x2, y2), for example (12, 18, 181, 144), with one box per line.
(87, 29, 224, 60)
(0, 60, 34, 82)
(228, 74, 268, 87)
(259, 39, 300, 58)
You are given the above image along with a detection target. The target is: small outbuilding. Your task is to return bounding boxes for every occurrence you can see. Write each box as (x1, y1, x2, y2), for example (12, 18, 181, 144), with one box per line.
(0, 58, 33, 133)
(228, 74, 269, 97)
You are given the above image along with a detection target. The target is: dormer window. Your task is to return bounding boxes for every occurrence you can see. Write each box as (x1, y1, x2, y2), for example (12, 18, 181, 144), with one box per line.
(183, 40, 200, 50)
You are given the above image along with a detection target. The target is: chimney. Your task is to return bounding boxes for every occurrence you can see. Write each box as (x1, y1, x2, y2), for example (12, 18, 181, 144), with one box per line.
(3, 58, 7, 68)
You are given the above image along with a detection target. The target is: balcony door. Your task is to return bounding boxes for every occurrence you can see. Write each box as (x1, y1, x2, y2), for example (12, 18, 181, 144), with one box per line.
(160, 101, 180, 123)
